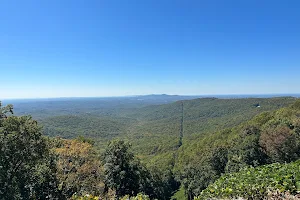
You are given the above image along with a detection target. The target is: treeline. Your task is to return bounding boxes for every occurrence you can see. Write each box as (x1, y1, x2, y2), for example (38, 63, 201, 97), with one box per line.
(0, 102, 177, 199)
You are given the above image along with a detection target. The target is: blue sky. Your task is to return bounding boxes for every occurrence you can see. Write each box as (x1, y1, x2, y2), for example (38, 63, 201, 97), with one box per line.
(1, 0, 300, 98)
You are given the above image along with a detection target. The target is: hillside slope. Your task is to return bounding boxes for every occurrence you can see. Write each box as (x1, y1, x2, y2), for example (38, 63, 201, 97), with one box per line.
(174, 99, 300, 199)
(25, 97, 296, 158)
(123, 97, 297, 156)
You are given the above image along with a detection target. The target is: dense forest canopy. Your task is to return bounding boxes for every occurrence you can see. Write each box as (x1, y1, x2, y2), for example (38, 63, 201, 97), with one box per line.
(1, 96, 300, 199)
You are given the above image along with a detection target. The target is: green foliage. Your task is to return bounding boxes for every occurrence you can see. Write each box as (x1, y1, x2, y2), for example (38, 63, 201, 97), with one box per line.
(121, 193, 151, 200)
(197, 160, 300, 199)
(71, 193, 151, 200)
(209, 147, 228, 176)
(181, 164, 217, 199)
(71, 194, 101, 200)
(103, 140, 140, 197)
(176, 99, 300, 198)
(226, 126, 267, 173)
(4, 98, 300, 199)
(76, 135, 96, 145)
(55, 139, 104, 198)
(31, 151, 64, 199)
(103, 139, 177, 199)
(42, 115, 132, 139)
(171, 186, 186, 200)
(0, 101, 13, 128)
(0, 105, 62, 199)
(24, 97, 294, 159)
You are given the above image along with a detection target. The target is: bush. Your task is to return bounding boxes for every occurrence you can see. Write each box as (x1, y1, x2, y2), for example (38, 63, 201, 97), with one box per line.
(121, 193, 150, 200)
(196, 160, 300, 199)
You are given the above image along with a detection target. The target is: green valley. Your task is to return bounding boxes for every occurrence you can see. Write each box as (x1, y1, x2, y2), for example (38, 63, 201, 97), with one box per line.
(2, 95, 300, 199)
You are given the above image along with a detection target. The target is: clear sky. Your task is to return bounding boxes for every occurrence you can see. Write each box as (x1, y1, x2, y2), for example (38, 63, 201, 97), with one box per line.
(1, 0, 300, 99)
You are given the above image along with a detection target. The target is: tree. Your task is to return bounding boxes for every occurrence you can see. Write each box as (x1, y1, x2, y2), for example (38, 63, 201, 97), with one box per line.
(0, 102, 13, 118)
(55, 138, 104, 197)
(103, 139, 176, 199)
(0, 102, 62, 199)
(181, 164, 217, 200)
(209, 147, 228, 176)
(103, 140, 140, 197)
(260, 125, 300, 163)
(31, 149, 64, 199)
(226, 126, 267, 173)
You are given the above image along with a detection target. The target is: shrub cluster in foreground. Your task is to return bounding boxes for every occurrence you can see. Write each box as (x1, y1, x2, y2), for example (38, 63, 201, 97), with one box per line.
(196, 160, 300, 199)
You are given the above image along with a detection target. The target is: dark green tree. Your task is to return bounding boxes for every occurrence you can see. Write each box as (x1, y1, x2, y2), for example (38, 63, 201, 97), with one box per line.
(103, 139, 172, 199)
(209, 147, 228, 176)
(0, 102, 13, 124)
(31, 151, 64, 199)
(226, 126, 267, 173)
(181, 164, 217, 200)
(0, 102, 63, 199)
(103, 140, 140, 197)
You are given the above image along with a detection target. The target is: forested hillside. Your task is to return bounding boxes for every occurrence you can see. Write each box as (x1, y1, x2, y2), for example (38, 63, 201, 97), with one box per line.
(11, 97, 297, 170)
(1, 97, 300, 199)
(15, 97, 296, 153)
(175, 99, 300, 199)
(7, 95, 203, 119)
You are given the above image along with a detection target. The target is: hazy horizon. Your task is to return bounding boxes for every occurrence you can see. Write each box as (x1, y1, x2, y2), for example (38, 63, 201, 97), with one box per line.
(2, 93, 300, 101)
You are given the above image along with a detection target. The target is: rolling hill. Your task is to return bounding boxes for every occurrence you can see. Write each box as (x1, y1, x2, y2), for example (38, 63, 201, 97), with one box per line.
(2, 95, 300, 199)
(10, 96, 297, 160)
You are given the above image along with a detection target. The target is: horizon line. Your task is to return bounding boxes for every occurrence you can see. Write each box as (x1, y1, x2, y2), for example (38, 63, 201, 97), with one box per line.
(2, 93, 300, 101)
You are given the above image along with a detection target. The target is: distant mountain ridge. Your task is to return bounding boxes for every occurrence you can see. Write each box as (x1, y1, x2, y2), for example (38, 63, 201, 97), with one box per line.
(3, 93, 300, 102)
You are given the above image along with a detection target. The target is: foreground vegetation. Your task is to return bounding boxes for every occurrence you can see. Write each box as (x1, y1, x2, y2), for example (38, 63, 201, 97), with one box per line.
(0, 102, 176, 199)
(174, 99, 300, 199)
(197, 160, 300, 199)
(1, 97, 300, 199)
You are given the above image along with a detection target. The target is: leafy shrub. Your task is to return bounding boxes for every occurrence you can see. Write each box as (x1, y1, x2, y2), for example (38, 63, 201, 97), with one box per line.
(71, 194, 100, 200)
(71, 193, 150, 200)
(121, 193, 150, 200)
(196, 160, 300, 199)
